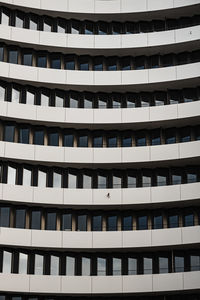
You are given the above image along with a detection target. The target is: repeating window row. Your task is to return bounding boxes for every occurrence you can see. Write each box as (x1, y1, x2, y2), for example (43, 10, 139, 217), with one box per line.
(1, 81, 199, 108)
(0, 162, 199, 189)
(1, 43, 200, 71)
(1, 121, 200, 148)
(0, 204, 199, 231)
(0, 248, 200, 276)
(1, 6, 200, 35)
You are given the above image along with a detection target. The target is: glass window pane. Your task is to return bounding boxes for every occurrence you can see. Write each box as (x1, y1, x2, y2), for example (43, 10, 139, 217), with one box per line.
(107, 216, 117, 231)
(143, 257, 153, 274)
(7, 166, 16, 184)
(34, 254, 43, 274)
(15, 209, 26, 228)
(168, 215, 179, 228)
(122, 216, 132, 231)
(187, 173, 197, 183)
(83, 175, 92, 188)
(157, 175, 167, 186)
(0, 46, 4, 61)
(175, 256, 184, 272)
(82, 257, 91, 275)
(190, 255, 200, 271)
(172, 174, 182, 185)
(15, 15, 24, 28)
(48, 132, 59, 146)
(184, 214, 194, 227)
(53, 172, 62, 188)
(108, 137, 117, 147)
(23, 53, 32, 66)
(137, 215, 148, 230)
(2, 251, 12, 273)
(19, 128, 29, 144)
(97, 257, 106, 276)
(46, 212, 57, 230)
(113, 258, 121, 275)
(0, 207, 10, 227)
(142, 175, 151, 187)
(1, 11, 9, 25)
(4, 125, 15, 142)
(113, 176, 121, 188)
(44, 20, 52, 32)
(63, 134, 74, 147)
(18, 253, 28, 274)
(78, 135, 88, 147)
(159, 257, 169, 274)
(136, 134, 146, 147)
(128, 258, 137, 275)
(37, 55, 47, 68)
(153, 215, 163, 229)
(51, 57, 61, 69)
(38, 170, 46, 187)
(127, 175, 136, 188)
(0, 86, 5, 101)
(69, 96, 78, 108)
(55, 95, 64, 107)
(31, 211, 41, 230)
(93, 136, 103, 148)
(77, 215, 87, 231)
(62, 213, 72, 231)
(65, 60, 75, 70)
(98, 175, 107, 189)
(41, 93, 49, 106)
(66, 256, 75, 275)
(26, 91, 35, 105)
(50, 255, 59, 275)
(92, 215, 102, 231)
(8, 50, 18, 64)
(11, 88, 20, 103)
(122, 137, 132, 147)
(34, 130, 44, 145)
(29, 18, 37, 30)
(23, 168, 32, 186)
(68, 173, 77, 188)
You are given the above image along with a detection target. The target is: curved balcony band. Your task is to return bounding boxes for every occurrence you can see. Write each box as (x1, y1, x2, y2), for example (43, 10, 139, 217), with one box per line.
(0, 25, 200, 55)
(0, 140, 199, 166)
(0, 226, 199, 249)
(0, 62, 199, 92)
(0, 0, 199, 17)
(0, 182, 199, 208)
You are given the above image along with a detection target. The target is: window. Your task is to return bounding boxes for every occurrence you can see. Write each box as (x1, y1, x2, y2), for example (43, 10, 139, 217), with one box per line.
(51, 56, 61, 69)
(79, 57, 89, 71)
(18, 253, 28, 274)
(98, 96, 107, 108)
(48, 131, 59, 146)
(94, 57, 103, 71)
(174, 255, 184, 272)
(0, 45, 4, 61)
(53, 172, 62, 188)
(127, 175, 137, 188)
(126, 95, 136, 108)
(154, 92, 166, 106)
(43, 18, 52, 32)
(34, 129, 44, 145)
(136, 132, 146, 146)
(69, 94, 79, 108)
(37, 54, 47, 68)
(150, 55, 159, 68)
(107, 136, 117, 147)
(137, 215, 148, 230)
(161, 54, 174, 67)
(135, 56, 145, 70)
(65, 57, 75, 70)
(120, 57, 131, 70)
(38, 170, 47, 187)
(180, 127, 191, 143)
(15, 13, 24, 28)
(112, 98, 121, 108)
(8, 49, 18, 64)
(4, 125, 15, 142)
(55, 94, 64, 107)
(29, 15, 38, 30)
(190, 255, 200, 271)
(62, 213, 72, 231)
(11, 88, 20, 103)
(112, 22, 121, 35)
(19, 127, 29, 144)
(41, 92, 49, 106)
(97, 257, 106, 275)
(0, 207, 10, 227)
(97, 175, 107, 189)
(128, 258, 137, 275)
(63, 134, 74, 147)
(92, 215, 102, 231)
(2, 251, 12, 273)
(122, 136, 132, 147)
(93, 136, 103, 148)
(50, 255, 59, 275)
(83, 95, 93, 108)
(159, 257, 169, 274)
(46, 212, 57, 230)
(82, 257, 91, 275)
(31, 211, 41, 230)
(168, 214, 179, 228)
(107, 58, 117, 71)
(77, 215, 87, 231)
(85, 21, 93, 35)
(26, 91, 35, 105)
(83, 175, 92, 189)
(15, 209, 26, 228)
(143, 257, 153, 274)
(122, 216, 132, 231)
(183, 213, 194, 227)
(71, 20, 80, 34)
(7, 166, 16, 185)
(23, 52, 32, 66)
(0, 86, 5, 101)
(187, 172, 197, 183)
(153, 215, 163, 229)
(34, 254, 43, 274)
(1, 9, 10, 25)
(172, 171, 182, 185)
(169, 90, 180, 105)
(107, 215, 117, 231)
(57, 19, 66, 33)
(113, 175, 121, 188)
(156, 173, 167, 186)
(68, 173, 77, 188)
(66, 256, 75, 275)
(142, 173, 151, 187)
(98, 22, 107, 35)
(112, 258, 121, 275)
(78, 135, 88, 147)
(151, 129, 161, 146)
(165, 128, 176, 144)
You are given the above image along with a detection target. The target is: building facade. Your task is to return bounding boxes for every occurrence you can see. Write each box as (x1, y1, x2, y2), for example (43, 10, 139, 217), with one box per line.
(0, 0, 199, 299)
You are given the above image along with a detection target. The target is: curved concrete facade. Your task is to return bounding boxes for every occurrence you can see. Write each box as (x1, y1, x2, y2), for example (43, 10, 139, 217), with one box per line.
(0, 0, 199, 299)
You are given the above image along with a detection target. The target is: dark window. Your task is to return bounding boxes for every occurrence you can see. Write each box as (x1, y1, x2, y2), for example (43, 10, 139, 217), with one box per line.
(94, 57, 103, 71)
(159, 257, 169, 274)
(120, 57, 131, 70)
(31, 211, 41, 230)
(122, 216, 132, 230)
(112, 22, 121, 34)
(93, 136, 103, 148)
(8, 49, 18, 64)
(4, 125, 15, 142)
(165, 128, 176, 144)
(62, 213, 72, 231)
(156, 173, 167, 186)
(97, 175, 107, 189)
(65, 57, 75, 70)
(107, 215, 117, 231)
(0, 207, 10, 227)
(79, 58, 89, 70)
(23, 52, 32, 66)
(171, 171, 182, 185)
(69, 94, 79, 108)
(92, 215, 102, 231)
(63, 134, 74, 147)
(140, 21, 151, 33)
(43, 18, 52, 32)
(174, 255, 184, 272)
(151, 129, 161, 146)
(34, 129, 44, 145)
(177, 52, 188, 65)
(142, 173, 151, 187)
(19, 128, 29, 144)
(37, 54, 47, 68)
(166, 19, 178, 30)
(98, 22, 107, 35)
(107, 58, 117, 71)
(190, 255, 200, 271)
(78, 135, 88, 147)
(122, 136, 132, 147)
(135, 56, 145, 70)
(29, 15, 38, 30)
(136, 132, 146, 146)
(137, 215, 148, 230)
(48, 131, 59, 146)
(85, 22, 93, 35)
(150, 55, 160, 69)
(184, 213, 194, 227)
(153, 215, 163, 229)
(83, 95, 93, 108)
(143, 257, 153, 274)
(57, 19, 66, 33)
(15, 209, 26, 228)
(71, 20, 80, 34)
(187, 172, 197, 183)
(128, 257, 137, 275)
(0, 45, 4, 61)
(153, 20, 165, 32)
(46, 212, 57, 230)
(77, 215, 87, 231)
(15, 12, 24, 28)
(0, 86, 5, 101)
(107, 136, 117, 147)
(127, 175, 137, 188)
(169, 90, 180, 105)
(168, 214, 179, 228)
(161, 54, 174, 67)
(154, 92, 166, 106)
(51, 56, 61, 69)
(180, 127, 191, 143)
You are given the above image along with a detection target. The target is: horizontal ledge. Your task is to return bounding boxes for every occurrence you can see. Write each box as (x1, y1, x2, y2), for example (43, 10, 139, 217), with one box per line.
(0, 25, 200, 55)
(0, 141, 199, 166)
(0, 182, 199, 208)
(0, 100, 200, 129)
(0, 226, 199, 249)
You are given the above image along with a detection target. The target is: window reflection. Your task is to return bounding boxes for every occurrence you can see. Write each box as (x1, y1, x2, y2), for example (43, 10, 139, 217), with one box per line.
(97, 257, 106, 275)
(82, 257, 91, 275)
(50, 255, 59, 275)
(2, 251, 12, 273)
(66, 256, 75, 275)
(18, 252, 28, 274)
(34, 254, 43, 274)
(7, 166, 16, 185)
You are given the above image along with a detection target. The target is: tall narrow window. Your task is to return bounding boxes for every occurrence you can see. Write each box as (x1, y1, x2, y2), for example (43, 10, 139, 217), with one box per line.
(190, 255, 200, 271)
(48, 131, 59, 146)
(174, 255, 184, 272)
(82, 257, 91, 275)
(15, 209, 26, 228)
(153, 215, 163, 229)
(97, 257, 106, 275)
(137, 215, 148, 230)
(0, 86, 5, 101)
(55, 95, 64, 107)
(15, 13, 24, 28)
(113, 175, 121, 188)
(22, 168, 32, 186)
(66, 256, 75, 275)
(31, 211, 41, 230)
(2, 251, 12, 273)
(41, 93, 49, 106)
(8, 49, 18, 64)
(97, 175, 107, 189)
(143, 257, 153, 274)
(34, 129, 44, 145)
(92, 215, 102, 231)
(112, 258, 121, 275)
(50, 255, 59, 275)
(7, 166, 16, 185)
(0, 207, 10, 227)
(37, 54, 47, 68)
(38, 170, 47, 187)
(34, 254, 43, 274)
(68, 173, 77, 188)
(53, 172, 62, 188)
(1, 9, 10, 25)
(18, 253, 28, 274)
(46, 212, 57, 230)
(107, 216, 117, 231)
(23, 52, 32, 66)
(159, 257, 169, 274)
(128, 258, 137, 275)
(62, 213, 72, 231)
(127, 175, 137, 188)
(77, 215, 87, 231)
(11, 88, 20, 103)
(83, 175, 92, 189)
(43, 18, 52, 32)
(122, 216, 132, 231)
(26, 91, 35, 105)
(4, 125, 15, 142)
(19, 128, 29, 144)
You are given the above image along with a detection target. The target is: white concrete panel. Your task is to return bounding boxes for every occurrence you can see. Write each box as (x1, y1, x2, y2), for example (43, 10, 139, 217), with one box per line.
(121, 0, 147, 12)
(93, 188, 122, 206)
(33, 187, 63, 205)
(41, 0, 68, 11)
(93, 108, 121, 124)
(0, 141, 5, 157)
(151, 185, 180, 203)
(153, 273, 183, 292)
(175, 26, 200, 43)
(4, 142, 35, 161)
(68, 147, 93, 164)
(93, 231, 122, 248)
(122, 70, 148, 85)
(174, 0, 200, 8)
(30, 275, 61, 293)
(36, 106, 65, 123)
(148, 0, 173, 11)
(39, 31, 66, 48)
(179, 141, 200, 159)
(183, 271, 200, 290)
(68, 34, 94, 49)
(0, 184, 2, 202)
(150, 104, 177, 122)
(61, 277, 92, 294)
(181, 182, 200, 201)
(0, 101, 7, 117)
(12, 0, 40, 9)
(94, 71, 121, 86)
(63, 189, 93, 206)
(7, 102, 37, 121)
(122, 33, 148, 48)
(34, 145, 65, 163)
(95, 0, 120, 13)
(0, 62, 9, 78)
(148, 30, 175, 47)
(0, 274, 29, 292)
(182, 226, 200, 245)
(178, 101, 200, 119)
(11, 27, 39, 45)
(68, 0, 94, 13)
(92, 276, 122, 293)
(38, 68, 66, 84)
(122, 187, 151, 205)
(177, 62, 200, 80)
(0, 227, 31, 247)
(123, 230, 151, 248)
(66, 108, 94, 124)
(93, 148, 121, 164)
(149, 66, 176, 83)
(151, 228, 182, 247)
(123, 275, 152, 293)
(95, 35, 121, 49)
(0, 25, 11, 41)
(9, 64, 38, 82)
(67, 70, 93, 86)
(2, 184, 33, 203)
(150, 144, 179, 161)
(122, 147, 150, 163)
(62, 232, 93, 249)
(122, 107, 149, 124)
(31, 230, 62, 248)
